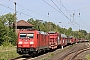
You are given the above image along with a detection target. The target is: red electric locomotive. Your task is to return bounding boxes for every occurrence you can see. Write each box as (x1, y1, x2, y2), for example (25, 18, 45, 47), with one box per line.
(17, 29, 49, 55)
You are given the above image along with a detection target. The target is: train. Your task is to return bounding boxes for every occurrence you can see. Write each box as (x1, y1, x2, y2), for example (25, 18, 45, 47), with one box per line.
(17, 29, 88, 56)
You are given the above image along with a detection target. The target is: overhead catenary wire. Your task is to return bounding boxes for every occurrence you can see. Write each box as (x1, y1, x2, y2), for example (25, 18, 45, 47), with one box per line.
(50, 0, 79, 29)
(55, 0, 76, 27)
(42, 0, 72, 22)
(9, 0, 85, 29)
(56, 0, 71, 14)
(43, 0, 78, 29)
(51, 0, 80, 27)
(0, 3, 36, 19)
(51, 0, 70, 20)
(43, 0, 75, 26)
(77, 15, 89, 30)
(70, 6, 90, 12)
(42, 0, 61, 13)
(55, 0, 78, 24)
(43, 0, 89, 31)
(0, 0, 89, 32)
(0, 3, 14, 11)
(8, 0, 50, 19)
(57, 0, 89, 30)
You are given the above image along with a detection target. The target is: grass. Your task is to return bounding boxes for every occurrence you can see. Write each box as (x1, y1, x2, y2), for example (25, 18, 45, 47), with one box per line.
(0, 44, 77, 60)
(0, 46, 20, 60)
(85, 54, 90, 60)
(41, 53, 55, 60)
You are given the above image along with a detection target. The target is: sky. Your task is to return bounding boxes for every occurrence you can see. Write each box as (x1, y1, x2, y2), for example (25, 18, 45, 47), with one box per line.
(0, 0, 90, 32)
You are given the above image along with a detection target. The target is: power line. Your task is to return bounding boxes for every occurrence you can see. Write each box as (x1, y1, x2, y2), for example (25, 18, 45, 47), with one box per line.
(50, 0, 79, 28)
(43, 0, 71, 21)
(1, 0, 89, 31)
(56, 0, 75, 24)
(51, 0, 71, 20)
(57, 0, 89, 30)
(0, 3, 35, 19)
(56, 0, 71, 14)
(42, 0, 61, 12)
(43, 0, 79, 30)
(77, 16, 89, 30)
(8, 0, 49, 19)
(52, 0, 89, 30)
(0, 4, 14, 11)
(71, 6, 90, 12)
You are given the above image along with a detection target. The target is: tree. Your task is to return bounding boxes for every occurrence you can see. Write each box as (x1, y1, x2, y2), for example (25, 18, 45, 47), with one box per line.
(0, 20, 6, 45)
(0, 13, 14, 26)
(27, 18, 89, 40)
(0, 13, 17, 46)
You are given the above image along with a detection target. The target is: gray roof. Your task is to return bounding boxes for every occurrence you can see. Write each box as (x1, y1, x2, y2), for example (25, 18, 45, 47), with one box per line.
(38, 31, 47, 35)
(48, 31, 56, 33)
(61, 34, 67, 38)
(68, 36, 73, 38)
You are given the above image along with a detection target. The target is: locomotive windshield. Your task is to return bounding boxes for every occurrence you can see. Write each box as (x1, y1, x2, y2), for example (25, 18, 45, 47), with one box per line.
(27, 33, 34, 38)
(20, 33, 34, 38)
(20, 33, 26, 38)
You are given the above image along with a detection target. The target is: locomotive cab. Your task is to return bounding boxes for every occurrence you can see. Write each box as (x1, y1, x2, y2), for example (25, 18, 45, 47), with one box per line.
(17, 29, 37, 55)
(17, 29, 49, 55)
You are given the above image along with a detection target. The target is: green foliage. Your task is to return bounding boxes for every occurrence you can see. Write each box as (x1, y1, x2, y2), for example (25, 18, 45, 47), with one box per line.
(0, 13, 17, 46)
(27, 18, 90, 40)
(85, 54, 90, 60)
(0, 46, 19, 60)
(0, 13, 89, 46)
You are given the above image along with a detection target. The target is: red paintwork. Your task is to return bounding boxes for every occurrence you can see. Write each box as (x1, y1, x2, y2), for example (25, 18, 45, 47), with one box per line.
(67, 36, 76, 44)
(17, 29, 38, 48)
(17, 29, 49, 52)
(60, 35, 67, 46)
(17, 29, 84, 55)
(37, 34, 49, 49)
(48, 32, 60, 49)
(75, 38, 78, 43)
(71, 38, 75, 44)
(48, 32, 68, 49)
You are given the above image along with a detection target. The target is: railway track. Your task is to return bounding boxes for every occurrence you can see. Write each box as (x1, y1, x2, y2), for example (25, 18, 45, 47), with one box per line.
(11, 43, 90, 60)
(11, 50, 50, 60)
(58, 43, 90, 60)
(70, 47, 90, 60)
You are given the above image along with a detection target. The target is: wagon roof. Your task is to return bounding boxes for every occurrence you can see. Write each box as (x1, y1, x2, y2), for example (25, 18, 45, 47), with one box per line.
(38, 31, 47, 35)
(61, 34, 67, 38)
(48, 31, 56, 33)
(68, 36, 73, 38)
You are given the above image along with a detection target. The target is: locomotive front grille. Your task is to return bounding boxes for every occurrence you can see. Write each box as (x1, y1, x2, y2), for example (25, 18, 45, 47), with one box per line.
(17, 48, 36, 54)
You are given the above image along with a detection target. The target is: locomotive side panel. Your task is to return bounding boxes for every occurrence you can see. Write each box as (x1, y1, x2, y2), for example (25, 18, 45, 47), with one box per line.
(37, 34, 48, 49)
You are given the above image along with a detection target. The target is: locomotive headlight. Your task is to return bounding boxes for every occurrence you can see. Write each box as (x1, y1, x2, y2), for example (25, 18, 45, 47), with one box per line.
(30, 42, 34, 44)
(19, 42, 22, 44)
